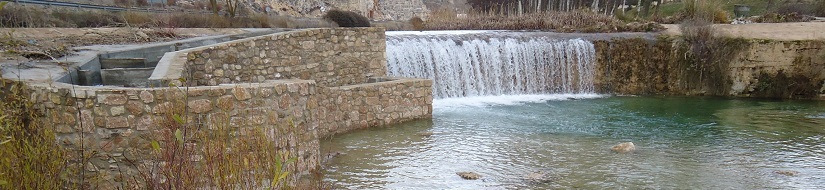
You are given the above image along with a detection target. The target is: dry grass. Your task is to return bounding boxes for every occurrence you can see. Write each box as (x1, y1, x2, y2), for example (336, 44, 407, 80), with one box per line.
(681, 0, 729, 24)
(678, 0, 751, 94)
(424, 10, 663, 33)
(0, 5, 333, 29)
(818, 0, 825, 16)
(0, 80, 75, 189)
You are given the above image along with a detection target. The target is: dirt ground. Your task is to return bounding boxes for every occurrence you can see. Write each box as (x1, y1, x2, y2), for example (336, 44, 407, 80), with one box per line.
(0, 28, 250, 61)
(662, 22, 825, 41)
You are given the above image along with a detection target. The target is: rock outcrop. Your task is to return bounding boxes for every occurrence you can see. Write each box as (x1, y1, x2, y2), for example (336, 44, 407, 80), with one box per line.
(250, 0, 437, 20)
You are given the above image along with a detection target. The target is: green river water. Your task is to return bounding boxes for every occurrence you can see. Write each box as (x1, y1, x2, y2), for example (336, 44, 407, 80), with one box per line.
(321, 95, 825, 189)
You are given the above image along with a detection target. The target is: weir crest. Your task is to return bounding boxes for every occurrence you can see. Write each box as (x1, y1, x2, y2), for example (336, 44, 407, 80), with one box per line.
(386, 33, 597, 99)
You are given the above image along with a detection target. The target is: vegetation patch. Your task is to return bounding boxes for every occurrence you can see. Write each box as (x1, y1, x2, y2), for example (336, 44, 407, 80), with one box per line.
(753, 70, 823, 99)
(0, 5, 331, 29)
(0, 76, 332, 189)
(423, 10, 663, 32)
(0, 80, 76, 189)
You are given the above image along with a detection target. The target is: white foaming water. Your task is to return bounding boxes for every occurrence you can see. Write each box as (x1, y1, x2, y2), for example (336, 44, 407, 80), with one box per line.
(386, 33, 597, 99)
(386, 30, 493, 36)
(433, 94, 605, 109)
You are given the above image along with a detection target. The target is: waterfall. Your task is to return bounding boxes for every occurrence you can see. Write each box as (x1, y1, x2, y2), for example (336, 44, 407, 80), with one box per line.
(386, 32, 597, 99)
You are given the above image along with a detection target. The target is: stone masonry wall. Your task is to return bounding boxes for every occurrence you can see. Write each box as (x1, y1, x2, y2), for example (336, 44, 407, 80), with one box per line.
(595, 38, 825, 99)
(19, 80, 319, 188)
(156, 27, 435, 137)
(4, 27, 433, 188)
(183, 28, 386, 88)
(318, 77, 433, 137)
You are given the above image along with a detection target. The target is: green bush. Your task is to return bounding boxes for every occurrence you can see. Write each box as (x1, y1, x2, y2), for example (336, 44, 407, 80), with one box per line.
(0, 80, 74, 189)
(322, 10, 371, 27)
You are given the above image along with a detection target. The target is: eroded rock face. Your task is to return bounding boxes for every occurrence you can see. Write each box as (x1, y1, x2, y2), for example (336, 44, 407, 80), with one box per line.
(252, 0, 433, 20)
(611, 142, 636, 153)
(457, 172, 481, 180)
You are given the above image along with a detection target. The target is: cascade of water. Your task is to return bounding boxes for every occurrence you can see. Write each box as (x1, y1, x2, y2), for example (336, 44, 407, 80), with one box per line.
(386, 33, 597, 99)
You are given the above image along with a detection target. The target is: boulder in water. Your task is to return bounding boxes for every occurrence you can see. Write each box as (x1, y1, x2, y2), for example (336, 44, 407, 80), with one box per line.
(457, 172, 481, 180)
(611, 142, 636, 153)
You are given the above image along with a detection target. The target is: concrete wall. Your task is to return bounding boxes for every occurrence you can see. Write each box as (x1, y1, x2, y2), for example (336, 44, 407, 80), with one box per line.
(594, 37, 825, 99)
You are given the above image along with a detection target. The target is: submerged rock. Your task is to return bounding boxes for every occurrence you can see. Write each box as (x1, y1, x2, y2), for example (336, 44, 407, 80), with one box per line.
(457, 172, 481, 180)
(322, 151, 346, 164)
(774, 170, 800, 176)
(611, 142, 636, 153)
(524, 171, 555, 183)
(416, 131, 435, 137)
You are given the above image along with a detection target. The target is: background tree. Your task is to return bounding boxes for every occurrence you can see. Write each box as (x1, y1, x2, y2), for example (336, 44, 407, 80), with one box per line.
(225, 0, 240, 17)
(209, 0, 219, 15)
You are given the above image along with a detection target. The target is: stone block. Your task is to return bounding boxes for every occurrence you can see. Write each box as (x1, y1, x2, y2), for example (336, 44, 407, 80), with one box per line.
(233, 87, 252, 101)
(188, 99, 213, 114)
(105, 116, 129, 129)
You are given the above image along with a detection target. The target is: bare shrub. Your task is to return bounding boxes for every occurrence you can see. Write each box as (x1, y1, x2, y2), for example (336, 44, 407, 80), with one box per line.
(424, 9, 661, 32)
(122, 12, 153, 27)
(0, 80, 74, 189)
(678, 1, 750, 94)
(323, 10, 371, 27)
(135, 0, 149, 7)
(51, 9, 123, 28)
(754, 12, 814, 23)
(680, 0, 728, 24)
(774, 3, 815, 15)
(409, 16, 424, 31)
(818, 0, 825, 16)
(429, 8, 457, 21)
(0, 5, 67, 27)
(114, 0, 132, 7)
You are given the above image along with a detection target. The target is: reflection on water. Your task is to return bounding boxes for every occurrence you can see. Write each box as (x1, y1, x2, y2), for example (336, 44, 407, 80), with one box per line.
(321, 96, 825, 189)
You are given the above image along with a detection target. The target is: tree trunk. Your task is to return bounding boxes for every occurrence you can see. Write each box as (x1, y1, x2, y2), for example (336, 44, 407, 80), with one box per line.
(622, 0, 627, 13)
(653, 0, 661, 18)
(642, 0, 651, 17)
(209, 0, 219, 15)
(592, 0, 600, 12)
(637, 0, 642, 13)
